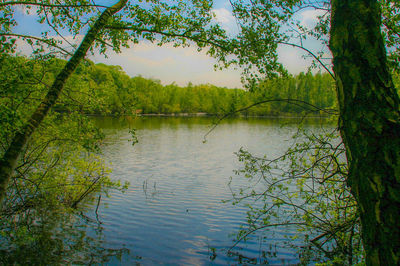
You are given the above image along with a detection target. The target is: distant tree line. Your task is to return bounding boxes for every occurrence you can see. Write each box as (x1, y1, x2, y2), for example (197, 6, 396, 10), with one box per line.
(71, 60, 338, 116)
(2, 56, 343, 116)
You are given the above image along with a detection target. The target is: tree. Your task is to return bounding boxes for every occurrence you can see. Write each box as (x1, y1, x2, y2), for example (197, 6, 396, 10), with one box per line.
(0, 0, 229, 203)
(225, 0, 400, 264)
(0, 54, 131, 263)
(0, 0, 127, 204)
(329, 1, 400, 264)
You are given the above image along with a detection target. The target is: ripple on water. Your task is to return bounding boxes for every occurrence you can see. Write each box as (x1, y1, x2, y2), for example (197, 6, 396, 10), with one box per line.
(90, 117, 328, 264)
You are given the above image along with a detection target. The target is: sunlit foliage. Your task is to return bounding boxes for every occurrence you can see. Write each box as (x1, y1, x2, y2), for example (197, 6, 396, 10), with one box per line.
(0, 54, 128, 262)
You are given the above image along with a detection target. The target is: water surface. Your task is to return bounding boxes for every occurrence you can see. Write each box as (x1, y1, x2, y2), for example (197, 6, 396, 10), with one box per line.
(89, 116, 328, 265)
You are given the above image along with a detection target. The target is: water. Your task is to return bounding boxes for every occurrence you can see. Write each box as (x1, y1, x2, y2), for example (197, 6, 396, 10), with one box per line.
(88, 116, 329, 265)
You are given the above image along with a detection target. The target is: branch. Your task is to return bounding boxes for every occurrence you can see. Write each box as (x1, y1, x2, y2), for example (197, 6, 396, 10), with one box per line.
(43, 5, 75, 49)
(71, 175, 102, 208)
(0, 2, 108, 8)
(0, 33, 73, 56)
(104, 25, 230, 52)
(278, 41, 335, 79)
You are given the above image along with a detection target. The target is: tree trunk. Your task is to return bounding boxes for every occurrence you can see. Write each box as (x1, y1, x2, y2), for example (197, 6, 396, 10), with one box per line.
(0, 0, 127, 204)
(329, 0, 400, 264)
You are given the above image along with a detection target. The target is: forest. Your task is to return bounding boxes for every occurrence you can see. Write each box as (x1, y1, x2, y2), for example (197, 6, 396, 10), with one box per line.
(2, 55, 338, 117)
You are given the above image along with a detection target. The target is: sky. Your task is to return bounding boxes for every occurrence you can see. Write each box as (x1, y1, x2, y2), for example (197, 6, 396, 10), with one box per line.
(12, 0, 329, 88)
(88, 1, 327, 88)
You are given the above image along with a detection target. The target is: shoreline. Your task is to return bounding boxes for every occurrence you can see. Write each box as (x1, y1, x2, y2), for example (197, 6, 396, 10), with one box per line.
(86, 112, 334, 119)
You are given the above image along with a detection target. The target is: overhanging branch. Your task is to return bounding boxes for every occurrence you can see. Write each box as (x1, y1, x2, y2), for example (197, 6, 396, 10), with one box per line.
(0, 1, 108, 8)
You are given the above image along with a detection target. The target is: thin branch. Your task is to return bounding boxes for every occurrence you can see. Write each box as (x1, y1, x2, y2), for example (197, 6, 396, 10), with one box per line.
(0, 33, 73, 56)
(43, 5, 75, 49)
(278, 41, 334, 79)
(71, 175, 103, 208)
(0, 2, 108, 8)
(104, 25, 230, 51)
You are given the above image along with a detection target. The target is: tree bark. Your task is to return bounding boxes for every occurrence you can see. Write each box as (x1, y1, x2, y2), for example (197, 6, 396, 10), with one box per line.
(329, 0, 400, 264)
(0, 0, 128, 204)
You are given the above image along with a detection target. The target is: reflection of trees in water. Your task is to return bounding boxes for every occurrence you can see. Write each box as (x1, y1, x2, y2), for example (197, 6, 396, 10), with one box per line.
(226, 241, 280, 265)
(0, 207, 133, 265)
(226, 126, 362, 265)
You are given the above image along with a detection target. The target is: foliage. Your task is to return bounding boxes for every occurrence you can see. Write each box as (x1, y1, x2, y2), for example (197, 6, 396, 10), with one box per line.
(381, 0, 400, 73)
(226, 0, 332, 83)
(0, 53, 129, 262)
(230, 126, 363, 265)
(104, 66, 336, 116)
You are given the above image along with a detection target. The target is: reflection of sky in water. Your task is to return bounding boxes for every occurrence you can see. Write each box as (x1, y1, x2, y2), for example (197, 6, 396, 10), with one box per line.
(88, 116, 330, 265)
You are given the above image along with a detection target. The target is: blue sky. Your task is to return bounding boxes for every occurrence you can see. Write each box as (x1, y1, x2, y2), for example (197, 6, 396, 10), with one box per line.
(12, 0, 328, 88)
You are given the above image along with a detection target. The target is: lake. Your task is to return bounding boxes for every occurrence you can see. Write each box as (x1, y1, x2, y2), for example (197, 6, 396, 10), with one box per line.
(88, 116, 330, 265)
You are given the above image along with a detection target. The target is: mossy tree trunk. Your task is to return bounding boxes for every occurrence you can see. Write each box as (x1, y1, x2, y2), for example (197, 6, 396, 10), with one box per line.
(0, 0, 128, 204)
(330, 0, 400, 264)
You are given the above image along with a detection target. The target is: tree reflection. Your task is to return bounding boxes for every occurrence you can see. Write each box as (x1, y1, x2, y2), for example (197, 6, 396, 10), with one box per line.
(0, 204, 133, 265)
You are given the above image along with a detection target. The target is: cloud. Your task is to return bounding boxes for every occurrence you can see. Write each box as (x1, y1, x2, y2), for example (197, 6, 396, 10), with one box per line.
(277, 44, 312, 74)
(127, 42, 157, 52)
(12, 33, 83, 57)
(14, 4, 39, 16)
(277, 43, 332, 75)
(212, 8, 235, 24)
(90, 41, 243, 88)
(125, 54, 176, 68)
(211, 8, 238, 35)
(299, 9, 326, 28)
(91, 38, 324, 88)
